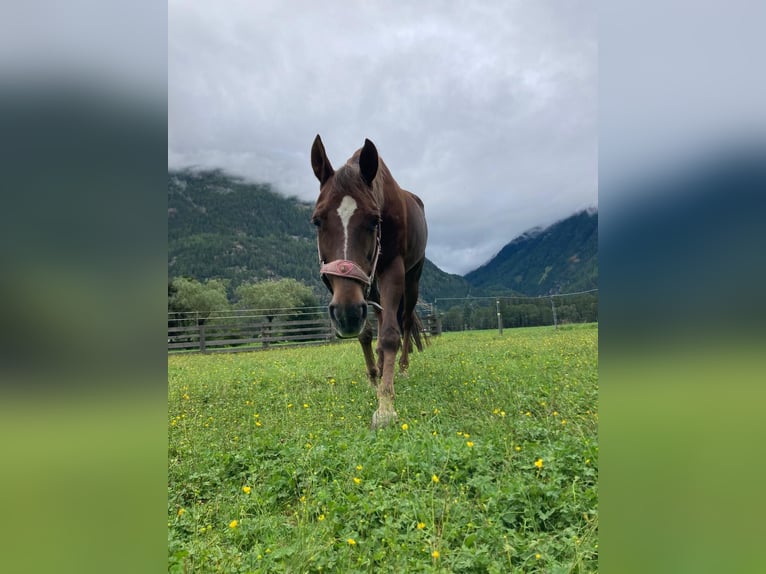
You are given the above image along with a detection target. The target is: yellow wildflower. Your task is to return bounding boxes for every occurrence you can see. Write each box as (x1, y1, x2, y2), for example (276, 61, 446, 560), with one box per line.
(431, 474, 440, 483)
(466, 441, 474, 448)
(177, 508, 185, 517)
(535, 553, 542, 560)
(229, 520, 238, 529)
(401, 423, 409, 431)
(417, 522, 425, 530)
(318, 514, 325, 521)
(534, 458, 544, 469)
(353, 477, 362, 485)
(514, 445, 522, 452)
(432, 550, 440, 559)
(347, 538, 356, 546)
(242, 485, 251, 494)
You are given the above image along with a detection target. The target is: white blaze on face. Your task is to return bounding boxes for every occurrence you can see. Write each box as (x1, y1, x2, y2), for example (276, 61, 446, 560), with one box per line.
(336, 195, 357, 259)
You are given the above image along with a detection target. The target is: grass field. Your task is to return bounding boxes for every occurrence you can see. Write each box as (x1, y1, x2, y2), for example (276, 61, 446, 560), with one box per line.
(168, 324, 598, 573)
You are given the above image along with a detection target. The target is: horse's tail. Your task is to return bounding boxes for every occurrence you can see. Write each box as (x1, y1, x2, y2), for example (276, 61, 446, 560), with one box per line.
(409, 311, 428, 352)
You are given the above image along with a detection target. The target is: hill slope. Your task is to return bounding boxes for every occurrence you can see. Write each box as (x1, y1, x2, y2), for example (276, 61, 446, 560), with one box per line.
(464, 210, 598, 296)
(168, 169, 319, 288)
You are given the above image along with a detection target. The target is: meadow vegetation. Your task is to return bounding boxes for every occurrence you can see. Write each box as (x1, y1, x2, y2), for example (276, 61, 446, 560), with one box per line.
(168, 325, 598, 573)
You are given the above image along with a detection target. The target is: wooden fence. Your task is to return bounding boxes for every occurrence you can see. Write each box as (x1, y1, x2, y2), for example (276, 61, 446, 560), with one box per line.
(168, 305, 438, 354)
(168, 308, 332, 353)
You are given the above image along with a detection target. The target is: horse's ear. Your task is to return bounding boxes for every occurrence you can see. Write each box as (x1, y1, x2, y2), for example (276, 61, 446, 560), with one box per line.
(359, 138, 378, 187)
(311, 134, 334, 185)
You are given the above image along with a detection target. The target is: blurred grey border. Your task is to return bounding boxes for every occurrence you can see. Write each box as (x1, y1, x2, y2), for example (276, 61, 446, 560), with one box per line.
(600, 1, 766, 573)
(0, 2, 166, 573)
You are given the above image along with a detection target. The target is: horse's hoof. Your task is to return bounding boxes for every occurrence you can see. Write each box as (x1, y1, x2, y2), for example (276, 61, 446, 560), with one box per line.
(371, 408, 398, 430)
(398, 368, 409, 377)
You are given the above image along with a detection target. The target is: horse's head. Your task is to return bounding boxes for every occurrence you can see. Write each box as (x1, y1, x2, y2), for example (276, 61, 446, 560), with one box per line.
(311, 135, 382, 338)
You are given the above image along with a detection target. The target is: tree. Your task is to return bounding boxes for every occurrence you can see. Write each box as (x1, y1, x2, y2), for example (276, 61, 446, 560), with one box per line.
(169, 277, 230, 324)
(441, 305, 465, 332)
(235, 278, 317, 321)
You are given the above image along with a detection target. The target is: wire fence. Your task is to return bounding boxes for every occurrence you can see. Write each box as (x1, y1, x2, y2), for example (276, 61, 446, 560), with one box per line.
(430, 289, 598, 333)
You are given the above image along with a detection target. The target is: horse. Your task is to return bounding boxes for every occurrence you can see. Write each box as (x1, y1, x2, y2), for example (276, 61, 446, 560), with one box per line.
(310, 135, 428, 429)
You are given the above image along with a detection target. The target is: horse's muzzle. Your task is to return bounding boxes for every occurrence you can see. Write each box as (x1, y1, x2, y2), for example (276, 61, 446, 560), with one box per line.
(329, 301, 368, 338)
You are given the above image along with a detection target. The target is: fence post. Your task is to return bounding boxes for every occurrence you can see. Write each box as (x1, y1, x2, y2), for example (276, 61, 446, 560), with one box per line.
(496, 299, 503, 335)
(262, 321, 270, 348)
(550, 297, 558, 330)
(199, 322, 207, 353)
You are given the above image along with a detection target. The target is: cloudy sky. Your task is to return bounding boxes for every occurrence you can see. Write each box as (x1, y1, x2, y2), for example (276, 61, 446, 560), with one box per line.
(169, 0, 596, 275)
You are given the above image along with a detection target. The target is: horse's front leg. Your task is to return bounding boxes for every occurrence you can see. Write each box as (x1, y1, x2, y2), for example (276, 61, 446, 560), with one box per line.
(371, 328, 399, 430)
(371, 260, 404, 430)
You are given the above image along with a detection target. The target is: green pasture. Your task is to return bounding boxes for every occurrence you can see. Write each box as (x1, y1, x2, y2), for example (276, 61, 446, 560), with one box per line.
(168, 325, 598, 573)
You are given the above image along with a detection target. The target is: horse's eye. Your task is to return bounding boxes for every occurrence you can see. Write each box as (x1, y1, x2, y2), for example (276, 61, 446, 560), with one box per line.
(312, 217, 321, 228)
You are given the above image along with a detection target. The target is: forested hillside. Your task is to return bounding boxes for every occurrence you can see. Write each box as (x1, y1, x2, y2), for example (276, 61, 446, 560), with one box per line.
(169, 169, 317, 287)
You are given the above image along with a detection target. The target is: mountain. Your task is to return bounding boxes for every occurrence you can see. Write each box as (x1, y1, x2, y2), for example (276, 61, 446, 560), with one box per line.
(464, 209, 598, 296)
(168, 169, 469, 302)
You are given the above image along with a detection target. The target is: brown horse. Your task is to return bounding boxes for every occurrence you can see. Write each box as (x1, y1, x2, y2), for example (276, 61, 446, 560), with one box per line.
(311, 135, 428, 429)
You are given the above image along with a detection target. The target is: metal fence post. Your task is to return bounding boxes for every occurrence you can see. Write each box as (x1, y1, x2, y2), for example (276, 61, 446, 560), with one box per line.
(550, 297, 558, 330)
